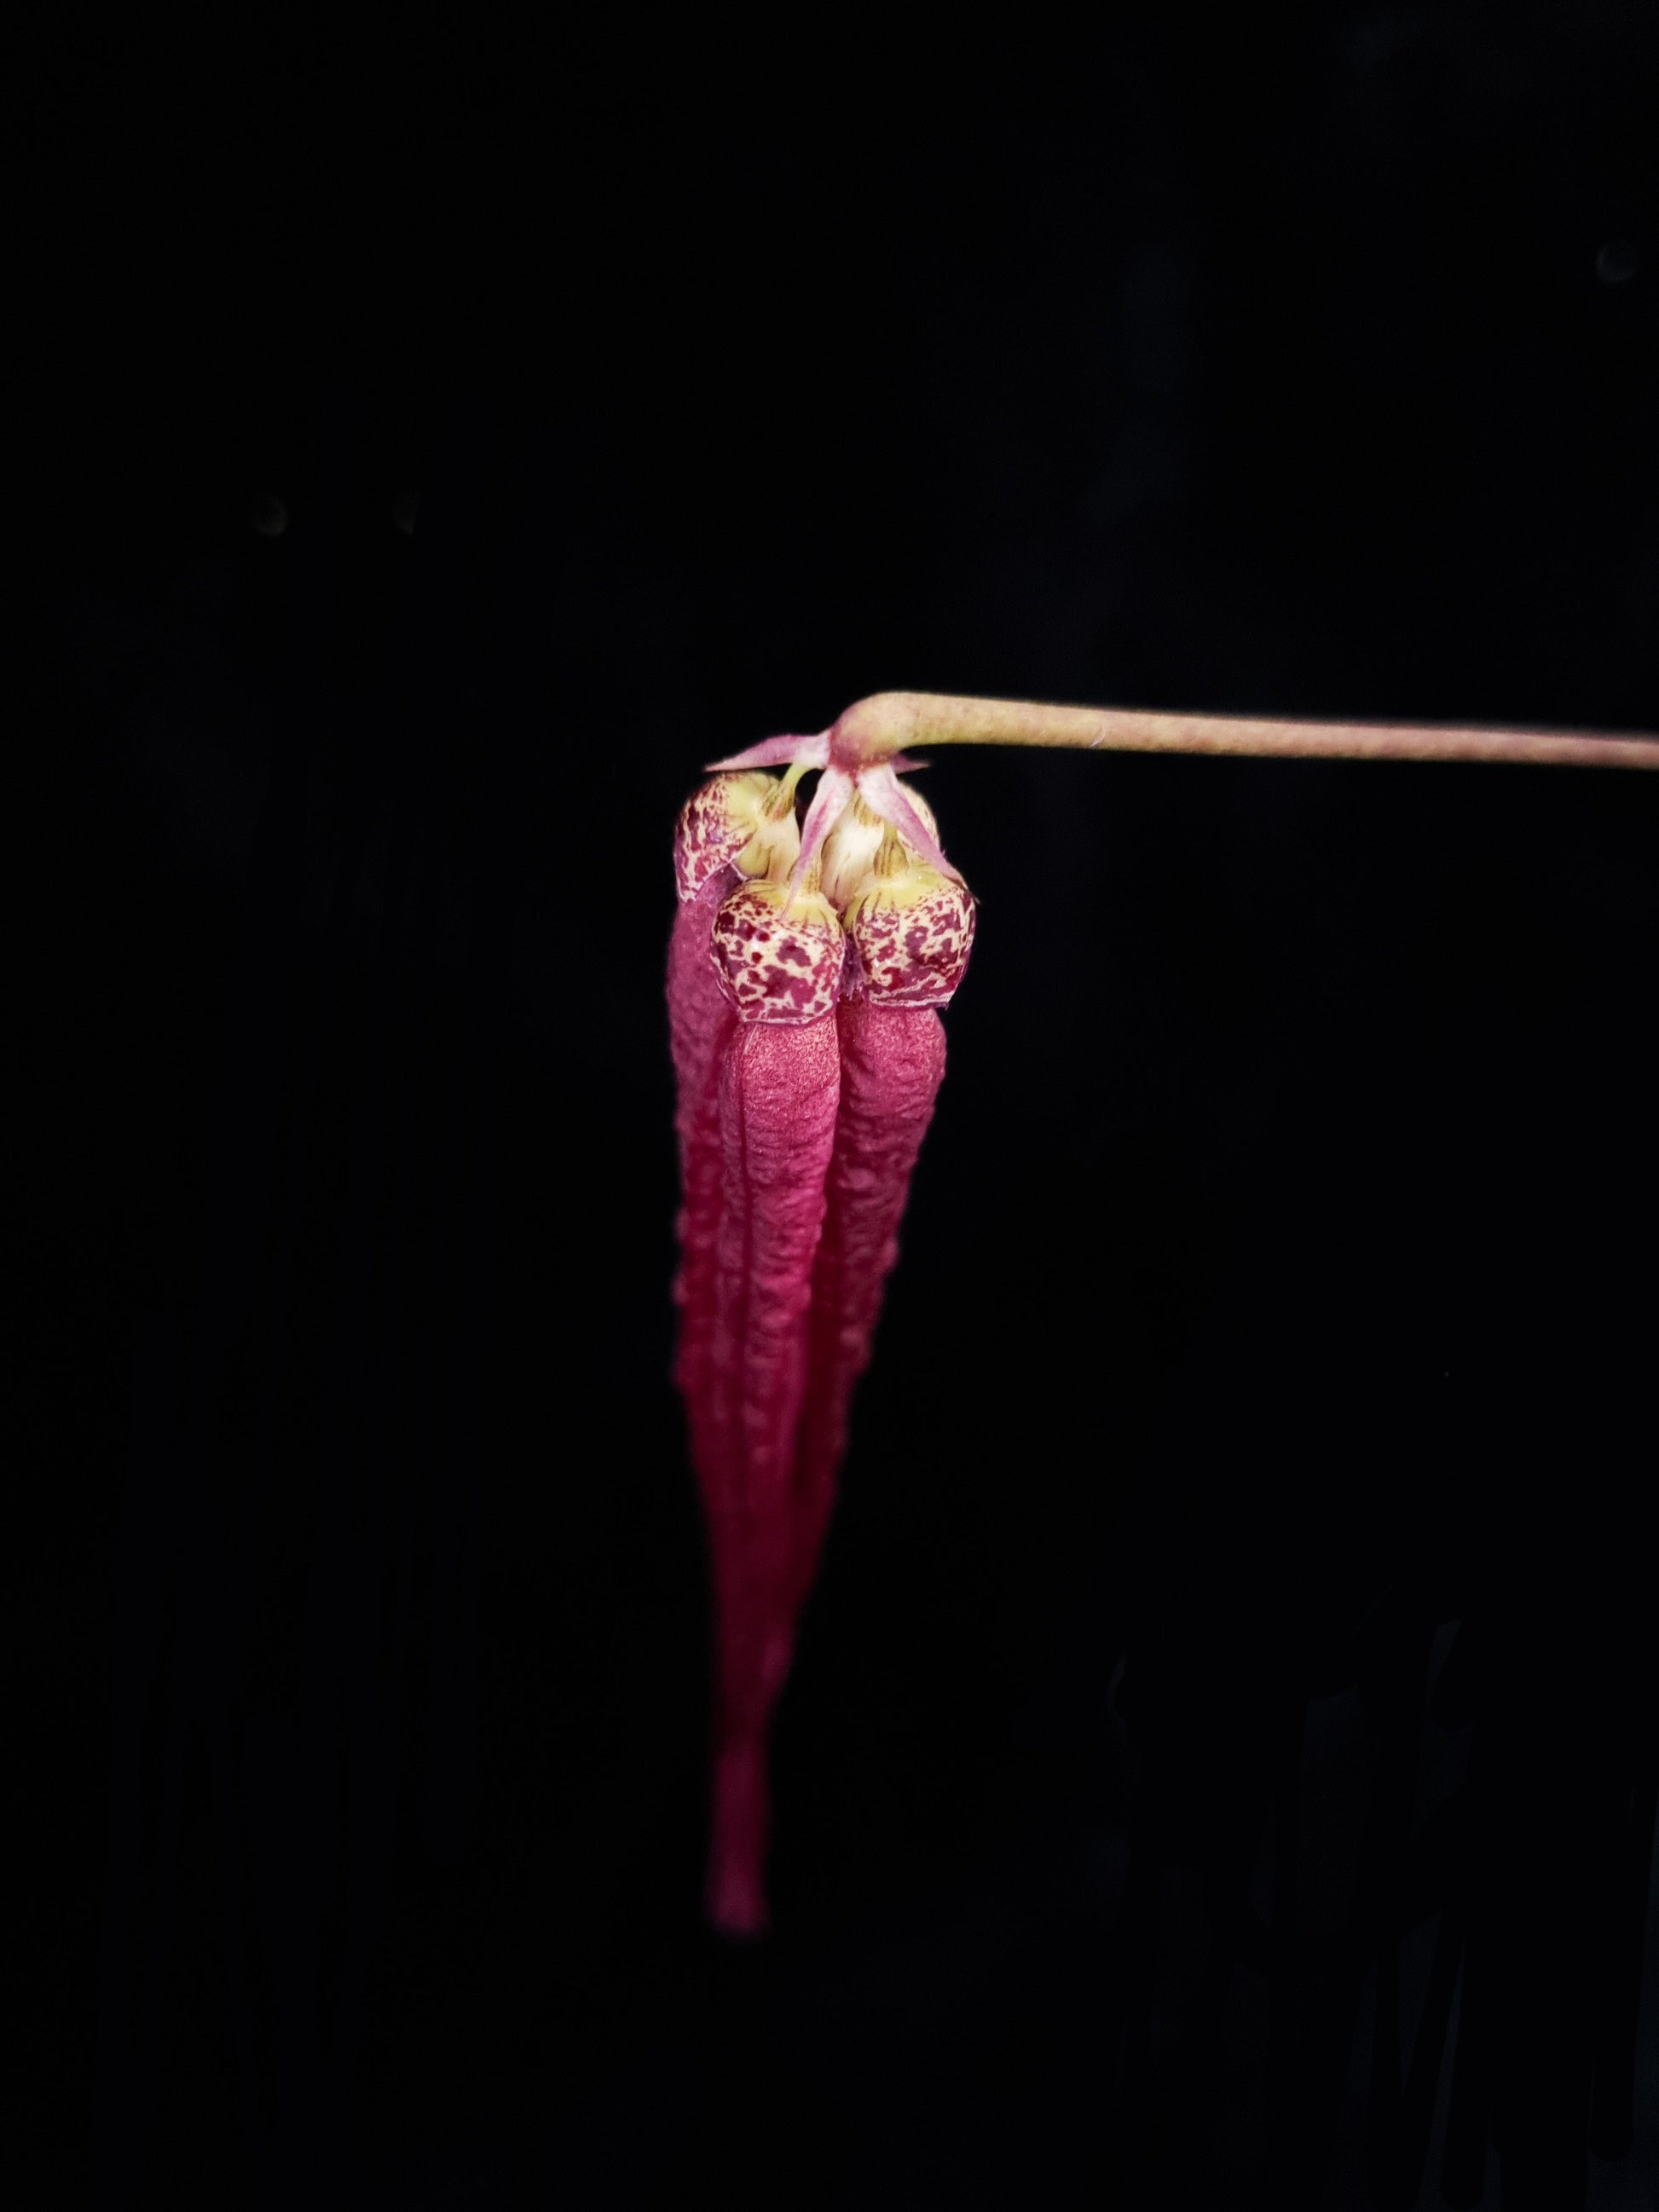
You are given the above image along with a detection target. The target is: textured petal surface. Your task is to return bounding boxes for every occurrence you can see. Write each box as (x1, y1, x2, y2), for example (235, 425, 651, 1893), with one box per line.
(788, 1001, 947, 1625)
(666, 872, 740, 1464)
(666, 738, 976, 1940)
(704, 1013, 842, 1932)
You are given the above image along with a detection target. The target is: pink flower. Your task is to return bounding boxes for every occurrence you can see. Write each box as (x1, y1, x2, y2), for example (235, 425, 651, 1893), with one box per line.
(667, 742, 974, 1934)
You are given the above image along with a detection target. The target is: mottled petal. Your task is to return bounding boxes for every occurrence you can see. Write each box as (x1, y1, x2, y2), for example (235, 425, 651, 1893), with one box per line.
(674, 773, 784, 902)
(845, 869, 977, 1007)
(710, 879, 846, 1025)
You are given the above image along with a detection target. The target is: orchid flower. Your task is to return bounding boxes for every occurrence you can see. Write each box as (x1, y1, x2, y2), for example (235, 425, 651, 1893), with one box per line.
(668, 736, 973, 1936)
(672, 687, 1659, 1938)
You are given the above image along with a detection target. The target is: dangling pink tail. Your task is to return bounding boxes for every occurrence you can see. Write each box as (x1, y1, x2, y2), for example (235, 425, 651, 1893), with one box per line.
(667, 872, 737, 1451)
(704, 1011, 841, 1932)
(789, 999, 947, 1616)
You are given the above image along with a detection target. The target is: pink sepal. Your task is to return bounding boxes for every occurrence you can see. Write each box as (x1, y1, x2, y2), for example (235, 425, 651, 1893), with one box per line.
(705, 731, 830, 772)
(787, 767, 856, 894)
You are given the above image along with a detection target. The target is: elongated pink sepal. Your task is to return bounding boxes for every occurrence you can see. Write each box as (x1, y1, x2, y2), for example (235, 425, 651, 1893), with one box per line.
(786, 767, 857, 897)
(789, 998, 948, 1619)
(704, 1012, 841, 1934)
(779, 856, 975, 1680)
(666, 871, 741, 1504)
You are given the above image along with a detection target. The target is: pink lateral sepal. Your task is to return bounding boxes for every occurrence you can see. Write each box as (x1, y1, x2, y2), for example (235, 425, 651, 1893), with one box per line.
(666, 872, 740, 1449)
(710, 879, 845, 1025)
(705, 1011, 842, 1935)
(845, 867, 977, 1006)
(705, 731, 831, 773)
(791, 996, 949, 1613)
(786, 767, 857, 895)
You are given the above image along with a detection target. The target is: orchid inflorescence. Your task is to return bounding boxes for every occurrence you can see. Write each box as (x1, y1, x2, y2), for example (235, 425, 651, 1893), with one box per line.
(668, 714, 976, 1937)
(668, 688, 1659, 1938)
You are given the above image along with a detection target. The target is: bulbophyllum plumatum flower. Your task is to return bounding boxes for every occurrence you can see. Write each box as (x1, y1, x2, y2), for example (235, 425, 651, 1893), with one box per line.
(668, 734, 974, 1938)
(668, 684, 1659, 1938)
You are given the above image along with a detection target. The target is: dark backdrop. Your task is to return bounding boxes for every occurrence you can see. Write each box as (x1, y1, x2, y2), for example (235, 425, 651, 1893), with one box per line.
(15, 9, 1659, 2209)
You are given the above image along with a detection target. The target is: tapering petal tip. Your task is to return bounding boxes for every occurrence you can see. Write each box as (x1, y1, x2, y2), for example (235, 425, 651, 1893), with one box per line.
(705, 731, 831, 773)
(786, 766, 857, 898)
(854, 765, 965, 885)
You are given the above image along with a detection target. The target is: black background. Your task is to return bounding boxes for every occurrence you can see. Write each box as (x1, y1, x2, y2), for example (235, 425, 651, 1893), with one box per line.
(16, 8, 1659, 2208)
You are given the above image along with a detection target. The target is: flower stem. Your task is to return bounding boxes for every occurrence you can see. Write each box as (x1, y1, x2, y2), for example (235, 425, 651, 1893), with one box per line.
(826, 690, 1659, 771)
